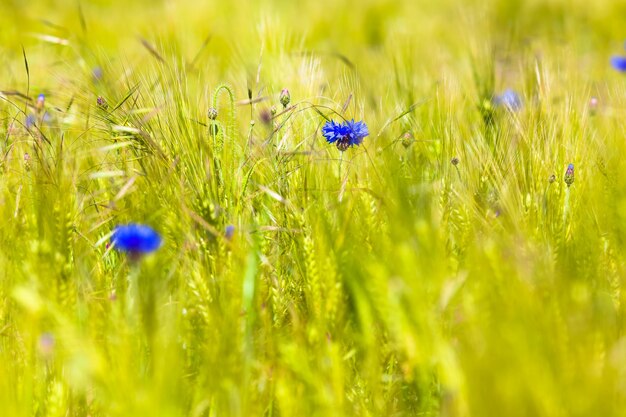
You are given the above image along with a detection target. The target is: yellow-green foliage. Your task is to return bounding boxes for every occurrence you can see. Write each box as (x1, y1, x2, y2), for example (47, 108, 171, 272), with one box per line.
(2, 0, 626, 416)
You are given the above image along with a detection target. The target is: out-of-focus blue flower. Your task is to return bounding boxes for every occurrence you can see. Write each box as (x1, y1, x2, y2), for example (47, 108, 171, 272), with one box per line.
(36, 94, 45, 111)
(25, 114, 36, 129)
(92, 66, 103, 81)
(38, 332, 55, 357)
(225, 224, 235, 240)
(111, 224, 162, 254)
(322, 119, 369, 151)
(611, 56, 626, 72)
(42, 111, 53, 125)
(493, 89, 522, 110)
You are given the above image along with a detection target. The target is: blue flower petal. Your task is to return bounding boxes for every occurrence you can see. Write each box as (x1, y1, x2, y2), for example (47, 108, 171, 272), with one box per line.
(322, 120, 348, 144)
(225, 224, 235, 240)
(493, 89, 522, 111)
(611, 56, 626, 72)
(345, 119, 369, 145)
(25, 114, 36, 129)
(92, 66, 103, 81)
(112, 224, 162, 254)
(322, 119, 369, 149)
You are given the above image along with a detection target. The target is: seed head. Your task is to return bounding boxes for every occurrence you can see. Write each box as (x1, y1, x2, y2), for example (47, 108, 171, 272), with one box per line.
(451, 157, 460, 166)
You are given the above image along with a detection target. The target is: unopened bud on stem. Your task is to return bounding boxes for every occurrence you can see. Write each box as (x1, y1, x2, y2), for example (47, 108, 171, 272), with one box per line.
(279, 88, 290, 108)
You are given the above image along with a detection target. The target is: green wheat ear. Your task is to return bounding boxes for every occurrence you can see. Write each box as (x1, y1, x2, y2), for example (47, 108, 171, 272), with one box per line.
(44, 379, 66, 417)
(211, 84, 236, 154)
(298, 212, 321, 322)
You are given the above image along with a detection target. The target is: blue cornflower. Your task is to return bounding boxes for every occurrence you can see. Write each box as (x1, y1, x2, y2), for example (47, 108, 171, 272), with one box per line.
(36, 94, 45, 111)
(493, 89, 522, 111)
(322, 119, 369, 151)
(225, 224, 235, 241)
(42, 111, 53, 125)
(92, 66, 103, 82)
(111, 224, 162, 255)
(611, 56, 626, 72)
(345, 120, 369, 144)
(25, 114, 36, 129)
(38, 332, 55, 357)
(322, 120, 350, 143)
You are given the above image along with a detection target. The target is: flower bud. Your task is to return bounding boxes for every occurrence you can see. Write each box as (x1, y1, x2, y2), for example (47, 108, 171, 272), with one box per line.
(589, 97, 599, 115)
(97, 96, 108, 109)
(260, 108, 272, 125)
(38, 332, 55, 358)
(564, 164, 575, 187)
(401, 132, 413, 148)
(36, 94, 45, 111)
(279, 88, 290, 108)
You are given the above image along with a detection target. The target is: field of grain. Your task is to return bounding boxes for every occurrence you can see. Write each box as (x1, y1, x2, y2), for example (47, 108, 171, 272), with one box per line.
(2, 1, 626, 416)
